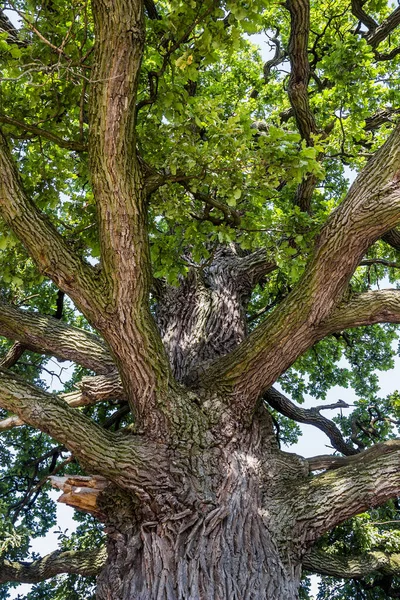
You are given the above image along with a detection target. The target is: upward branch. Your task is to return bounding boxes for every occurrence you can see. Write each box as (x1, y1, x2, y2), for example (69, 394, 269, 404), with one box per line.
(88, 0, 172, 431)
(198, 125, 400, 416)
(0, 133, 100, 323)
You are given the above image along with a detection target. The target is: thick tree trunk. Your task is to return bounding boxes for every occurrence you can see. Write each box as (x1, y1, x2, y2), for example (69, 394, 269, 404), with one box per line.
(94, 403, 306, 600)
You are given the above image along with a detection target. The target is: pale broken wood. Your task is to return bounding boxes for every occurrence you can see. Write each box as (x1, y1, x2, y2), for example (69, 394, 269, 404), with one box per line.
(50, 475, 109, 518)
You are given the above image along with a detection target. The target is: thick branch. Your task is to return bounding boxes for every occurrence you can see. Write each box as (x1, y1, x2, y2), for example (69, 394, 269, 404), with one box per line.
(0, 299, 115, 374)
(321, 289, 400, 333)
(0, 115, 87, 151)
(0, 373, 125, 432)
(0, 132, 100, 322)
(365, 108, 400, 131)
(351, 0, 378, 32)
(366, 7, 400, 48)
(303, 548, 400, 579)
(293, 440, 400, 545)
(0, 546, 106, 584)
(236, 248, 277, 287)
(286, 0, 317, 145)
(198, 125, 400, 416)
(0, 369, 172, 492)
(265, 387, 357, 456)
(88, 0, 171, 432)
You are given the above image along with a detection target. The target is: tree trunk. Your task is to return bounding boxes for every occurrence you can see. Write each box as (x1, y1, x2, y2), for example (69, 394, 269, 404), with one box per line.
(95, 401, 306, 600)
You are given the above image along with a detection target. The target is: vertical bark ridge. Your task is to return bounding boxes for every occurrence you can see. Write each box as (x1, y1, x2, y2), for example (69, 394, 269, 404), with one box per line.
(89, 0, 172, 432)
(155, 248, 255, 383)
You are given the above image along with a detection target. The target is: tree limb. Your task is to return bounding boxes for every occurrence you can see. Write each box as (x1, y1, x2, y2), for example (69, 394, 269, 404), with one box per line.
(0, 369, 171, 493)
(197, 124, 400, 417)
(321, 289, 400, 334)
(351, 0, 378, 32)
(366, 7, 400, 48)
(0, 115, 87, 151)
(0, 299, 115, 374)
(88, 0, 171, 432)
(236, 248, 278, 287)
(303, 547, 400, 579)
(292, 440, 400, 545)
(0, 132, 101, 323)
(0, 373, 125, 432)
(265, 387, 357, 456)
(0, 546, 107, 584)
(286, 0, 317, 145)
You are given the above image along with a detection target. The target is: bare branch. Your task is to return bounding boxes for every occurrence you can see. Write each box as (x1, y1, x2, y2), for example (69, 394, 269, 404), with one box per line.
(0, 546, 106, 584)
(0, 342, 25, 368)
(0, 373, 125, 432)
(0, 299, 115, 374)
(365, 108, 400, 131)
(303, 547, 400, 579)
(0, 115, 87, 151)
(351, 0, 378, 32)
(265, 387, 357, 456)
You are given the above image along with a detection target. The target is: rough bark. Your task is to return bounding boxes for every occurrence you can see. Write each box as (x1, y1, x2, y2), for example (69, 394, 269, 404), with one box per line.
(0, 299, 114, 373)
(0, 547, 107, 584)
(3, 1, 400, 598)
(304, 548, 400, 579)
(88, 0, 172, 434)
(94, 409, 307, 600)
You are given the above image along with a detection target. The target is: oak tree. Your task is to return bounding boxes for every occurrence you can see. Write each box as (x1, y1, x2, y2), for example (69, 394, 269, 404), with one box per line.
(2, 0, 400, 598)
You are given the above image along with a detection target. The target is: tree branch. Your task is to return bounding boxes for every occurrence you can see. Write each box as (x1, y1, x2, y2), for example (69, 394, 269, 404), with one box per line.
(292, 440, 400, 545)
(321, 289, 400, 334)
(265, 387, 357, 456)
(303, 547, 400, 579)
(0, 299, 115, 374)
(0, 373, 125, 432)
(351, 0, 378, 32)
(235, 249, 278, 287)
(0, 115, 87, 151)
(0, 369, 172, 493)
(0, 546, 106, 584)
(88, 0, 171, 433)
(0, 132, 101, 323)
(366, 7, 400, 48)
(286, 0, 317, 145)
(197, 124, 400, 417)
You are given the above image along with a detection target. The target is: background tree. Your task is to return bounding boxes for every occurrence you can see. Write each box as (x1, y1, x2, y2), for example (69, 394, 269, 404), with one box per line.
(2, 0, 400, 598)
